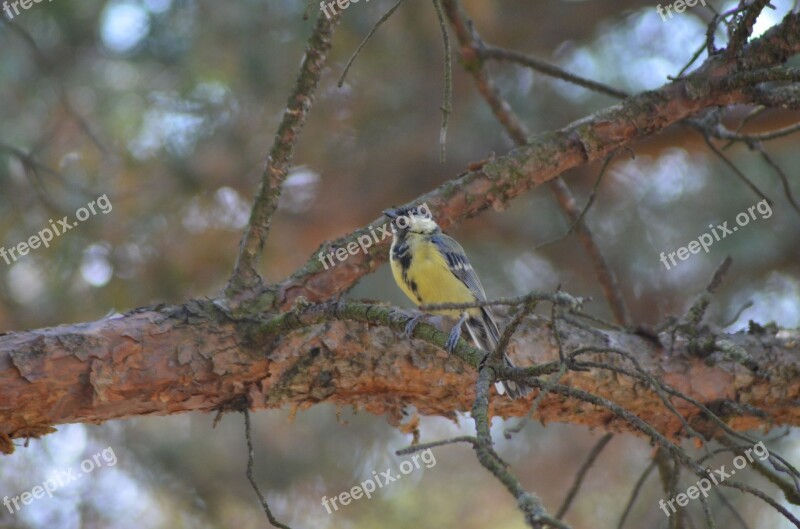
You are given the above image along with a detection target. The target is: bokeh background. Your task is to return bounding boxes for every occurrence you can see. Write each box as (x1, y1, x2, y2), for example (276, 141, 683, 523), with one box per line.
(0, 0, 799, 527)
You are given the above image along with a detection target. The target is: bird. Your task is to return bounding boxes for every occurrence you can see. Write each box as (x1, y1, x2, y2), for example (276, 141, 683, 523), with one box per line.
(384, 205, 531, 399)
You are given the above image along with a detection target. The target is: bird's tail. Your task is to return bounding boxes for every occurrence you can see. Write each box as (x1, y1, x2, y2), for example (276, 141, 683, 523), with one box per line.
(465, 308, 532, 400)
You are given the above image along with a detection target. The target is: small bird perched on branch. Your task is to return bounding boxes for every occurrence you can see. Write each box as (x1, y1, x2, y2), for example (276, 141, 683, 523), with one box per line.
(384, 205, 531, 399)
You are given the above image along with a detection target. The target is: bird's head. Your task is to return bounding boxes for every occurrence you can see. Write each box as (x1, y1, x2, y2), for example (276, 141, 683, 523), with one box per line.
(383, 204, 439, 235)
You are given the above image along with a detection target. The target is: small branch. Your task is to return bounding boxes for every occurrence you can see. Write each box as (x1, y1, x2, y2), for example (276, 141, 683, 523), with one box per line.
(431, 0, 452, 163)
(717, 437, 800, 505)
(727, 0, 772, 58)
(757, 148, 800, 218)
(243, 409, 292, 529)
(227, 11, 340, 298)
(714, 120, 800, 142)
(503, 362, 569, 438)
(673, 42, 707, 79)
(336, 0, 406, 87)
(535, 152, 616, 249)
(471, 366, 568, 529)
(395, 436, 478, 455)
(480, 45, 629, 100)
(492, 298, 540, 364)
(555, 433, 614, 520)
(713, 489, 752, 529)
(616, 459, 656, 529)
(419, 291, 586, 313)
(700, 134, 772, 205)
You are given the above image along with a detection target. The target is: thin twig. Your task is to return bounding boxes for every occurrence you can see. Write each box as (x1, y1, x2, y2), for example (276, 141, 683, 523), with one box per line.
(480, 45, 629, 100)
(672, 42, 707, 79)
(758, 148, 800, 217)
(471, 365, 569, 529)
(716, 120, 800, 142)
(701, 134, 772, 205)
(616, 459, 656, 529)
(337, 0, 407, 87)
(713, 489, 752, 529)
(536, 153, 616, 250)
(722, 300, 753, 327)
(555, 433, 614, 520)
(431, 0, 452, 162)
(395, 436, 478, 455)
(503, 362, 569, 438)
(243, 410, 292, 529)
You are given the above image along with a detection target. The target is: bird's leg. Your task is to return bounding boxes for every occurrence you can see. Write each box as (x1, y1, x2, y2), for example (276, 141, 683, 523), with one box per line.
(403, 314, 424, 339)
(445, 311, 469, 353)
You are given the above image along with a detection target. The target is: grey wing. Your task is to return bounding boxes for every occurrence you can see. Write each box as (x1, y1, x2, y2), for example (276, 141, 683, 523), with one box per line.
(432, 231, 501, 344)
(430, 232, 489, 302)
(433, 234, 530, 399)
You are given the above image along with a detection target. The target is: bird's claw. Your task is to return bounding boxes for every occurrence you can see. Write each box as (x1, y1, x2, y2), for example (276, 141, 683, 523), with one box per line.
(445, 325, 462, 353)
(403, 315, 423, 339)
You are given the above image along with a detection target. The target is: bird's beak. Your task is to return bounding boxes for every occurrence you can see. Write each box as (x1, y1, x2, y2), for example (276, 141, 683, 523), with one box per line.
(383, 208, 399, 219)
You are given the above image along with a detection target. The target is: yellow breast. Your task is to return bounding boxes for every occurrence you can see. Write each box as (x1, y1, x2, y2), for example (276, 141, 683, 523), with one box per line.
(391, 234, 476, 317)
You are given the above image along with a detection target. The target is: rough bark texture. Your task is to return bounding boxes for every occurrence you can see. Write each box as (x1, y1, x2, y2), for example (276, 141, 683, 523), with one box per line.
(1, 299, 798, 452)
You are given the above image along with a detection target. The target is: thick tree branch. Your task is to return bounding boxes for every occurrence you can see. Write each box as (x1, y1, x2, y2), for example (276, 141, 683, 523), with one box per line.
(1, 299, 798, 452)
(267, 11, 800, 312)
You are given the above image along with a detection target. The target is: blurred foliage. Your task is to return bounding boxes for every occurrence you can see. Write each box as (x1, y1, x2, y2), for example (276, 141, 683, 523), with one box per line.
(0, 0, 798, 528)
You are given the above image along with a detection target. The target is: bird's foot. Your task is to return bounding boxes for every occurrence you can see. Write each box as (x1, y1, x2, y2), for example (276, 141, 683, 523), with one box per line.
(403, 315, 423, 339)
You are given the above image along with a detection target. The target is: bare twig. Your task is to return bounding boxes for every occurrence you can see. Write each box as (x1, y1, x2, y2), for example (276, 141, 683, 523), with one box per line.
(713, 489, 752, 529)
(503, 362, 569, 438)
(431, 0, 452, 162)
(243, 409, 292, 529)
(536, 152, 617, 250)
(480, 45, 629, 100)
(555, 433, 614, 520)
(701, 134, 772, 205)
(616, 459, 656, 529)
(395, 436, 479, 455)
(716, 120, 800, 142)
(471, 366, 569, 528)
(757, 148, 800, 217)
(337, 0, 406, 87)
(228, 11, 340, 298)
